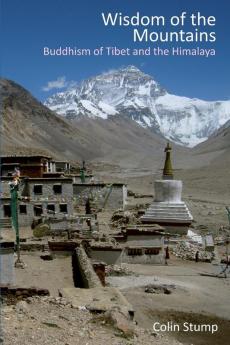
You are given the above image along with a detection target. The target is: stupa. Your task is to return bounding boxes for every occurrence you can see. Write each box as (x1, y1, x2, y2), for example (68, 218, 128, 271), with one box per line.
(141, 143, 193, 235)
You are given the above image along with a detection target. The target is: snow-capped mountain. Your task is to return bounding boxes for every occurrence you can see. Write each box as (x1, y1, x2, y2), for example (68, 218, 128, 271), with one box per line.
(45, 66, 230, 147)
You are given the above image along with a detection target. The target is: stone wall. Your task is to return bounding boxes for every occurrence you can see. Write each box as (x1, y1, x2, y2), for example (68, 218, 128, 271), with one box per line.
(0, 179, 12, 195)
(92, 262, 106, 286)
(72, 246, 102, 288)
(0, 244, 15, 285)
(90, 246, 164, 265)
(29, 179, 73, 203)
(73, 183, 127, 210)
(126, 234, 164, 248)
(20, 242, 46, 252)
(0, 286, 49, 304)
(48, 217, 82, 231)
(90, 248, 123, 265)
(72, 175, 93, 184)
(122, 248, 164, 264)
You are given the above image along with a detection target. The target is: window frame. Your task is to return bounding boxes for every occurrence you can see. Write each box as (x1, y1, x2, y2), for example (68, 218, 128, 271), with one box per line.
(3, 204, 11, 217)
(53, 184, 62, 195)
(33, 184, 43, 195)
(34, 204, 43, 217)
(19, 204, 27, 214)
(47, 204, 55, 214)
(59, 203, 68, 214)
(127, 248, 143, 256)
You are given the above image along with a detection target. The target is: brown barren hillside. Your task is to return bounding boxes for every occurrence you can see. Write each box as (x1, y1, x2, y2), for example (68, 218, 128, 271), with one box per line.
(0, 78, 187, 168)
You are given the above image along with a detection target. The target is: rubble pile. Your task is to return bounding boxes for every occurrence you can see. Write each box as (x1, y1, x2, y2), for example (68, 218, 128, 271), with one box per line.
(133, 203, 151, 211)
(172, 241, 215, 262)
(144, 284, 175, 295)
(111, 210, 140, 227)
(95, 306, 136, 339)
(1, 296, 182, 345)
(105, 264, 134, 277)
(215, 226, 230, 245)
(127, 190, 152, 199)
(0, 286, 49, 305)
(214, 236, 225, 245)
(219, 225, 230, 235)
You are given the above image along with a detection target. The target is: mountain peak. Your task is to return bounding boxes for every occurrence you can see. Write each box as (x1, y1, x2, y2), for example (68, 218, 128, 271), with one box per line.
(45, 67, 230, 147)
(120, 65, 141, 72)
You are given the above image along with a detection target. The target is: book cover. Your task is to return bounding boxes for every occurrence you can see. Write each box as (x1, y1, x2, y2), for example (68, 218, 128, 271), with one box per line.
(0, 1, 229, 344)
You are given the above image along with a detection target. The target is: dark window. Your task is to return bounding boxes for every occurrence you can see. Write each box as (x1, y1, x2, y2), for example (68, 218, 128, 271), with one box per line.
(34, 184, 43, 195)
(59, 204, 68, 213)
(53, 184, 62, 194)
(145, 248, 160, 255)
(47, 204, 55, 214)
(34, 205, 42, 217)
(127, 248, 143, 256)
(19, 205, 27, 214)
(3, 205, 11, 217)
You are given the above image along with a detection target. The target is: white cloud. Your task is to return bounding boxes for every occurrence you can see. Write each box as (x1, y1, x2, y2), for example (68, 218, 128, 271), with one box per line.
(67, 80, 78, 89)
(101, 68, 117, 76)
(42, 76, 67, 92)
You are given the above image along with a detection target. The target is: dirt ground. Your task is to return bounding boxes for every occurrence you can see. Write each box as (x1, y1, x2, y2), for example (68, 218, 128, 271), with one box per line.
(1, 252, 184, 345)
(15, 253, 74, 296)
(4, 250, 229, 345)
(107, 257, 230, 345)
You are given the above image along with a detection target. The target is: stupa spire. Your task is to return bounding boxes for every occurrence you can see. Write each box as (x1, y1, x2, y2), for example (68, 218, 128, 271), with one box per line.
(163, 142, 173, 180)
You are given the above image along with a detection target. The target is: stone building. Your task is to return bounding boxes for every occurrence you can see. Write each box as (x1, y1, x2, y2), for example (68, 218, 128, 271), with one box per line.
(0, 155, 80, 179)
(0, 155, 78, 229)
(0, 154, 126, 230)
(0, 177, 74, 227)
(122, 226, 165, 264)
(0, 154, 52, 178)
(90, 225, 166, 265)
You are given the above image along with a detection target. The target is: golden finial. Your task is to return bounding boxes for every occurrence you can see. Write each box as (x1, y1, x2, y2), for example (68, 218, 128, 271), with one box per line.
(163, 142, 173, 179)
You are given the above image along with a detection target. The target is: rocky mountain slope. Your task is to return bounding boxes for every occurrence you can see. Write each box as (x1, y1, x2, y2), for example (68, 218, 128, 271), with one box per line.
(0, 78, 174, 168)
(194, 119, 230, 154)
(45, 66, 230, 147)
(0, 79, 96, 161)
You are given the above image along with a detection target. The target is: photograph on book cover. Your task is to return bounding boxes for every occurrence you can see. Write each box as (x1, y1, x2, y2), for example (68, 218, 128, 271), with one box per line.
(0, 0, 230, 344)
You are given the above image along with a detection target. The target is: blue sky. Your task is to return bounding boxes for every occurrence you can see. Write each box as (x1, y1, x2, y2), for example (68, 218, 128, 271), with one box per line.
(1, 0, 230, 101)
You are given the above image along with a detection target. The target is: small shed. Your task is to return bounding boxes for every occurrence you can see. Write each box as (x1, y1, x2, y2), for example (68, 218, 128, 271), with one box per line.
(202, 234, 215, 252)
(122, 225, 166, 264)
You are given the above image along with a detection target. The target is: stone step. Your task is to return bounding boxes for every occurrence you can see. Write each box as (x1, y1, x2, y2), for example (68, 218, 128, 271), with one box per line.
(142, 216, 192, 220)
(146, 209, 190, 214)
(143, 211, 191, 216)
(43, 243, 50, 251)
(0, 218, 12, 228)
(145, 211, 189, 217)
(147, 204, 188, 208)
(145, 207, 190, 212)
(142, 212, 192, 217)
(145, 208, 190, 213)
(0, 218, 11, 223)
